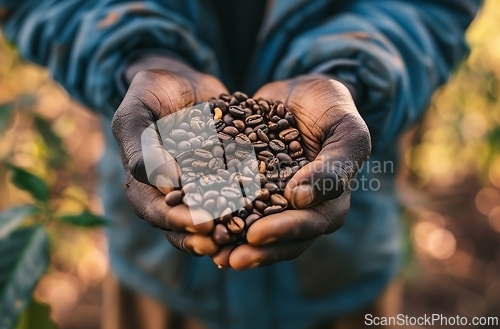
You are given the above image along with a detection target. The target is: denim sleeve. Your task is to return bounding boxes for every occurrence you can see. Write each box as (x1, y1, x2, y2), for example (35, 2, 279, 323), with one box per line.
(0, 0, 221, 118)
(274, 0, 482, 150)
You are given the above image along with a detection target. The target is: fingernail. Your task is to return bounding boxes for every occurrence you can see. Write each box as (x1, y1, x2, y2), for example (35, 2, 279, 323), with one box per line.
(155, 175, 174, 195)
(291, 185, 314, 208)
(248, 260, 261, 269)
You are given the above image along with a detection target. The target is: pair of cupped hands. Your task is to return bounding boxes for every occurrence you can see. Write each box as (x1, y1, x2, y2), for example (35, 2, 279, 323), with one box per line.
(111, 55, 371, 270)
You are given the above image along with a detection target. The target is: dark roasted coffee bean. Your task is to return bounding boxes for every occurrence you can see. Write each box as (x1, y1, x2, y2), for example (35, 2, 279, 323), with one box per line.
(259, 150, 274, 158)
(289, 141, 302, 152)
(211, 145, 224, 158)
(223, 114, 234, 126)
(237, 207, 248, 219)
(201, 140, 215, 150)
(268, 122, 279, 131)
(291, 166, 300, 174)
(276, 103, 285, 117)
(252, 104, 260, 113)
(276, 153, 293, 165)
(171, 129, 188, 141)
(227, 216, 245, 234)
(258, 100, 270, 113)
(256, 129, 270, 143)
(217, 196, 228, 211)
(165, 190, 184, 206)
(277, 118, 289, 130)
(299, 159, 309, 167)
(259, 173, 266, 185)
(254, 200, 268, 213)
(163, 138, 177, 149)
(216, 169, 231, 180)
(189, 137, 202, 149)
(233, 120, 245, 132)
(266, 157, 280, 171)
(176, 150, 194, 163)
(276, 180, 287, 191)
(209, 157, 224, 171)
(229, 97, 239, 106)
(217, 132, 233, 141)
(264, 182, 279, 193)
(203, 190, 220, 201)
(245, 213, 260, 227)
(253, 141, 268, 152)
(271, 115, 281, 123)
(255, 189, 270, 201)
(285, 112, 295, 125)
(180, 158, 196, 167)
(266, 170, 279, 182)
(183, 193, 203, 208)
(245, 114, 263, 127)
(224, 142, 236, 154)
(269, 139, 286, 153)
(235, 133, 251, 147)
(264, 205, 283, 216)
(235, 148, 251, 160)
(220, 207, 233, 223)
(227, 158, 240, 168)
(194, 149, 213, 160)
(244, 127, 254, 135)
(253, 124, 268, 134)
(229, 105, 245, 117)
(290, 149, 304, 158)
(219, 94, 231, 102)
(279, 128, 300, 143)
(270, 194, 288, 208)
(178, 122, 190, 131)
(233, 91, 248, 102)
(222, 126, 239, 136)
(187, 132, 196, 139)
(221, 186, 242, 199)
(192, 160, 208, 170)
(246, 98, 256, 107)
(181, 172, 197, 183)
(203, 199, 216, 212)
(213, 224, 231, 245)
(248, 132, 258, 143)
(190, 117, 205, 132)
(215, 120, 225, 132)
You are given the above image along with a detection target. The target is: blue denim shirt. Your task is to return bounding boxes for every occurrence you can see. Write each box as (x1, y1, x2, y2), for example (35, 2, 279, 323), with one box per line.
(0, 1, 481, 328)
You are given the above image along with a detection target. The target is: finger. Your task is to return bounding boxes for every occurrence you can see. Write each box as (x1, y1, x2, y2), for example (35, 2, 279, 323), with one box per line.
(211, 244, 238, 269)
(124, 172, 214, 233)
(246, 194, 349, 245)
(228, 239, 314, 270)
(164, 231, 219, 256)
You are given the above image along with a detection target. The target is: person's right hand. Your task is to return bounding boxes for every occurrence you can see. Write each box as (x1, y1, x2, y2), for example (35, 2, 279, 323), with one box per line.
(111, 56, 228, 257)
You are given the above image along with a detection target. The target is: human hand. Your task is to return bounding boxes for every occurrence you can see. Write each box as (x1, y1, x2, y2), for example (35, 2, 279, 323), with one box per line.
(213, 75, 371, 269)
(112, 55, 228, 256)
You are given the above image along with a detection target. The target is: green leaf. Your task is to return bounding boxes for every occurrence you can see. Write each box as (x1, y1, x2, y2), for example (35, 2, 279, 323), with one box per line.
(0, 102, 16, 136)
(33, 115, 67, 167)
(8, 166, 49, 203)
(15, 299, 58, 329)
(0, 226, 50, 329)
(0, 206, 37, 240)
(58, 210, 109, 227)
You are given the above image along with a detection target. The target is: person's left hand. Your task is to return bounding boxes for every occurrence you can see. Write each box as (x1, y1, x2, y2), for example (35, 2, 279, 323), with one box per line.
(213, 75, 371, 269)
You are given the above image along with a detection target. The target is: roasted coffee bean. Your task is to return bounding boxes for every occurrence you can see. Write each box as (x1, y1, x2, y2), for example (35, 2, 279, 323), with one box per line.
(291, 166, 300, 174)
(233, 91, 248, 101)
(227, 216, 245, 234)
(165, 190, 184, 206)
(237, 208, 248, 219)
(259, 173, 267, 185)
(299, 159, 309, 167)
(180, 158, 196, 167)
(268, 122, 279, 131)
(192, 160, 208, 170)
(270, 194, 288, 208)
(163, 138, 177, 149)
(259, 150, 274, 158)
(212, 145, 224, 158)
(245, 213, 260, 227)
(227, 158, 240, 168)
(213, 224, 231, 245)
(245, 114, 263, 127)
(276, 153, 293, 165)
(271, 115, 281, 123)
(218, 132, 233, 141)
(171, 129, 188, 141)
(229, 106, 245, 117)
(203, 190, 220, 201)
(224, 142, 236, 154)
(215, 99, 228, 112)
(217, 196, 228, 211)
(189, 137, 202, 149)
(233, 120, 245, 132)
(289, 141, 302, 152)
(277, 118, 289, 130)
(290, 149, 304, 158)
(279, 128, 300, 143)
(220, 207, 233, 223)
(264, 182, 279, 193)
(222, 126, 239, 137)
(264, 205, 283, 216)
(254, 200, 268, 213)
(276, 103, 285, 117)
(221, 186, 242, 199)
(203, 199, 216, 212)
(194, 149, 213, 161)
(266, 157, 280, 171)
(276, 180, 287, 191)
(258, 100, 270, 113)
(235, 133, 251, 147)
(229, 97, 239, 106)
(256, 129, 270, 143)
(255, 189, 270, 201)
(235, 148, 251, 160)
(201, 140, 215, 150)
(176, 150, 194, 163)
(285, 112, 295, 125)
(209, 157, 224, 170)
(183, 193, 203, 208)
(279, 166, 293, 181)
(269, 139, 286, 153)
(248, 132, 258, 143)
(259, 161, 266, 174)
(253, 124, 268, 134)
(216, 169, 231, 180)
(223, 114, 234, 127)
(190, 117, 205, 132)
(246, 98, 256, 107)
(178, 122, 190, 131)
(253, 141, 268, 152)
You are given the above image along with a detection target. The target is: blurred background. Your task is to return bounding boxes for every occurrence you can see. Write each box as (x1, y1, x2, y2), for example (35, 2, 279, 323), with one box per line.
(0, 0, 499, 328)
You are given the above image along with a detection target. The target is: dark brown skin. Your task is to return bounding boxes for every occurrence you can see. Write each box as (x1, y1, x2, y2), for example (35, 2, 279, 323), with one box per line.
(213, 76, 372, 269)
(112, 55, 372, 268)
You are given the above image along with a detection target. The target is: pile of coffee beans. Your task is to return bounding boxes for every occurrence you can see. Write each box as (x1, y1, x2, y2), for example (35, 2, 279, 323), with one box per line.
(161, 92, 309, 245)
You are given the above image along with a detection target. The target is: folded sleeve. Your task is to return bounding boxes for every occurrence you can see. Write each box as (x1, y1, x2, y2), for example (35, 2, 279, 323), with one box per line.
(0, 0, 221, 118)
(274, 0, 482, 150)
